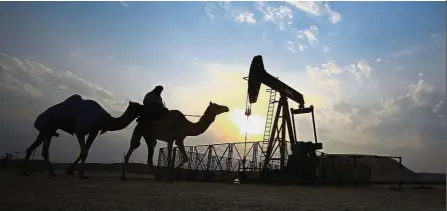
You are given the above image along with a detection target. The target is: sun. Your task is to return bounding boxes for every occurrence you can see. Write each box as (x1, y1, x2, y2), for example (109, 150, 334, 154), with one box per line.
(230, 108, 266, 136)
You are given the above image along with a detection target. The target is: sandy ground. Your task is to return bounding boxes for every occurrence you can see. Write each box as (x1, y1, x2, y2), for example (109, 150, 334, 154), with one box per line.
(0, 171, 445, 211)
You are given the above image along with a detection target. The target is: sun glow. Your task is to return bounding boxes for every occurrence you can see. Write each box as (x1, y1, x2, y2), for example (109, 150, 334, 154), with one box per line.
(230, 108, 266, 136)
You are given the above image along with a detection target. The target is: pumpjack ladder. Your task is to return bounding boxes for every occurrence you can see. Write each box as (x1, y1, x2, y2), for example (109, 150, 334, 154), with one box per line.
(260, 88, 278, 167)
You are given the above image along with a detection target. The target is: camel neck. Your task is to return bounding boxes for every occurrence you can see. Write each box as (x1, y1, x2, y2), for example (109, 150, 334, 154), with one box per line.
(103, 104, 138, 132)
(186, 110, 216, 136)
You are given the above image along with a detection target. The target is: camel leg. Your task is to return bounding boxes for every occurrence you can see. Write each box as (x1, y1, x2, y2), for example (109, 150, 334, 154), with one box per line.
(143, 136, 157, 175)
(166, 141, 174, 183)
(41, 135, 57, 177)
(175, 138, 188, 168)
(66, 134, 86, 176)
(65, 157, 81, 176)
(77, 131, 98, 179)
(121, 125, 142, 181)
(22, 132, 45, 176)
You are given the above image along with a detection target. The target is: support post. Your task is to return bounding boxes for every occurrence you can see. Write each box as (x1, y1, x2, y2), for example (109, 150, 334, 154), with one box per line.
(252, 143, 258, 171)
(227, 144, 233, 171)
(157, 148, 163, 167)
(282, 96, 296, 145)
(206, 145, 213, 171)
(310, 106, 318, 144)
(290, 108, 297, 143)
(188, 148, 193, 170)
(280, 100, 287, 170)
(172, 147, 177, 167)
(264, 94, 296, 171)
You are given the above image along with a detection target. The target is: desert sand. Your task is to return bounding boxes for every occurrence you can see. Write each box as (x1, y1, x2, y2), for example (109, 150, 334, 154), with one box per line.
(0, 171, 445, 211)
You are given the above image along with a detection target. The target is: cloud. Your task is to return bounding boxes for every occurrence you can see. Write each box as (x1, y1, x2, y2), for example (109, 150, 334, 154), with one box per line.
(418, 72, 424, 78)
(356, 60, 373, 78)
(307, 65, 341, 93)
(298, 43, 308, 52)
(235, 12, 256, 24)
(286, 1, 341, 23)
(204, 2, 232, 21)
(0, 53, 129, 120)
(286, 41, 308, 53)
(297, 25, 319, 46)
(304, 75, 446, 172)
(286, 41, 297, 53)
(346, 60, 373, 84)
(322, 45, 329, 52)
(305, 61, 344, 104)
(432, 100, 444, 114)
(409, 79, 434, 107)
(292, 58, 444, 173)
(256, 2, 294, 31)
(370, 78, 446, 145)
(205, 2, 258, 24)
(22, 83, 44, 98)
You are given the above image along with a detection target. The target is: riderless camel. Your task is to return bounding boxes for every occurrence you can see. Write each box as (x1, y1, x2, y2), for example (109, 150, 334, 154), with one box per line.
(23, 94, 141, 179)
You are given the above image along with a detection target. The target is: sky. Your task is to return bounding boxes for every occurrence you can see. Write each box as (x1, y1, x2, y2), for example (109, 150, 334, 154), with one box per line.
(0, 1, 446, 173)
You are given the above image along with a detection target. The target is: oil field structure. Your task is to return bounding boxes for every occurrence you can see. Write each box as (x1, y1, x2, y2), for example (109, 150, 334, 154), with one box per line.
(156, 55, 415, 189)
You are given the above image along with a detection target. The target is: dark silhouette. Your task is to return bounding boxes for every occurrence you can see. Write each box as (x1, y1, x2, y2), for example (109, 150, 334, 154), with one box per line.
(121, 101, 229, 183)
(246, 55, 321, 185)
(140, 85, 169, 119)
(22, 94, 141, 179)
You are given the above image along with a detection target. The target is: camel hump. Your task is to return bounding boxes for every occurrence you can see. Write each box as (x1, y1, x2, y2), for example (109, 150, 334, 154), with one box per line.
(76, 100, 110, 119)
(63, 94, 83, 105)
(67, 94, 83, 100)
(34, 95, 89, 134)
(35, 100, 71, 129)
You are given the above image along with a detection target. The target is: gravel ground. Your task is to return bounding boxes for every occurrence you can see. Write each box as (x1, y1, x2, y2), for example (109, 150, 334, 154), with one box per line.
(0, 171, 445, 211)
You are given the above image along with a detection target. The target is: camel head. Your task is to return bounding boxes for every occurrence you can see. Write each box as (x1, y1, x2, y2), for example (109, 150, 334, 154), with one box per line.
(206, 101, 230, 116)
(127, 101, 144, 117)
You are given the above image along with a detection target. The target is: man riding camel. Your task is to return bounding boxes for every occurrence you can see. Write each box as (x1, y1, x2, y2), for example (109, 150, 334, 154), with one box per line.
(139, 85, 169, 121)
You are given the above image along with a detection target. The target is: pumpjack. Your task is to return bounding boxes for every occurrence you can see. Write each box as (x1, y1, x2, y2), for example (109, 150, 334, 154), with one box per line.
(244, 55, 322, 185)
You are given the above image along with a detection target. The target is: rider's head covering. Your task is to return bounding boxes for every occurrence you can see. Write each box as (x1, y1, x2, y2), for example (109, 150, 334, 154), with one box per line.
(152, 85, 164, 96)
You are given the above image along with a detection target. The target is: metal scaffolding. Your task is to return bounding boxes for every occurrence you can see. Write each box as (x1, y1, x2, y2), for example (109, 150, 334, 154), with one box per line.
(157, 141, 288, 173)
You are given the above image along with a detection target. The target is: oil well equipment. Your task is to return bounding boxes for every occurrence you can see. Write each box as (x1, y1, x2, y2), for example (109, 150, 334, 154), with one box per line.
(156, 55, 410, 189)
(243, 55, 321, 185)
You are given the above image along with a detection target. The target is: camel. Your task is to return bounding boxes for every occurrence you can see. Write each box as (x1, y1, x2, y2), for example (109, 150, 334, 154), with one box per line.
(120, 101, 229, 182)
(23, 94, 142, 179)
